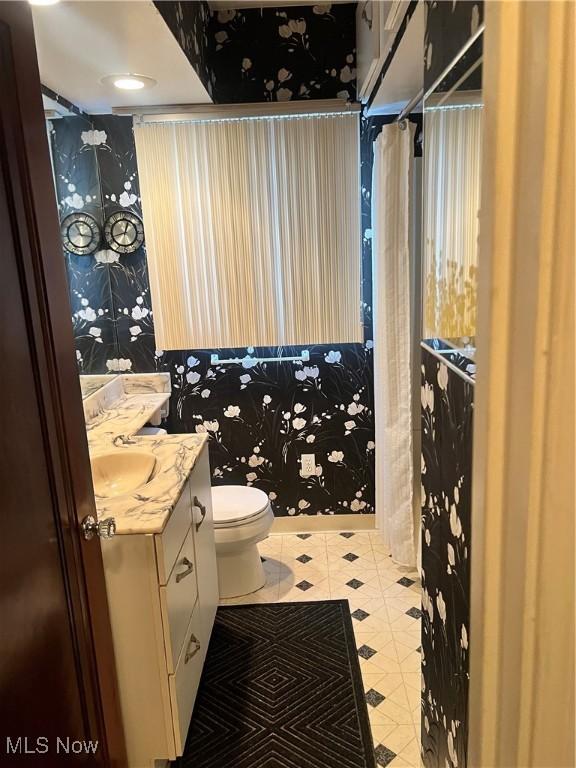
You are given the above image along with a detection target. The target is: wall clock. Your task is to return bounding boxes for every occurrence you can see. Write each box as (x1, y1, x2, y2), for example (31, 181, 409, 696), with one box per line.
(104, 211, 145, 254)
(60, 212, 101, 256)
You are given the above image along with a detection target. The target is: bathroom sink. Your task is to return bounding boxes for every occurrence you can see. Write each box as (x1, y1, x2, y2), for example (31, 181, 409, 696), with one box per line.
(91, 450, 157, 498)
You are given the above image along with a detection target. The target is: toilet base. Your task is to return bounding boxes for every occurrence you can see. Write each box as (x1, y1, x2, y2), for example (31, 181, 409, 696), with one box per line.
(217, 544, 266, 599)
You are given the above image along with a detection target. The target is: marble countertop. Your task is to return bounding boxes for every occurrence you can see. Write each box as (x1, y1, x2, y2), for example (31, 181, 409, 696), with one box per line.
(84, 374, 207, 535)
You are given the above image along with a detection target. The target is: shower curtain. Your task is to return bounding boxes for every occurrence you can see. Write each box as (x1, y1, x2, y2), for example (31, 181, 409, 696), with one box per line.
(372, 122, 416, 567)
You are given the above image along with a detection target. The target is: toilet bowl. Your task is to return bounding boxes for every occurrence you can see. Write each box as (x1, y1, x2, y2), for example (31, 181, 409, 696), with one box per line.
(212, 485, 274, 599)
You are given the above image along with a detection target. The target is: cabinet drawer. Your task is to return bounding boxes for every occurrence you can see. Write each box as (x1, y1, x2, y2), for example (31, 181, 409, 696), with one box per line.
(188, 446, 219, 649)
(155, 480, 192, 584)
(169, 603, 204, 755)
(160, 526, 198, 674)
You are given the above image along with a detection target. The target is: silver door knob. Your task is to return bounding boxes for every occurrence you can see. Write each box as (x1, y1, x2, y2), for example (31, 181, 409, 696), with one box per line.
(81, 514, 116, 541)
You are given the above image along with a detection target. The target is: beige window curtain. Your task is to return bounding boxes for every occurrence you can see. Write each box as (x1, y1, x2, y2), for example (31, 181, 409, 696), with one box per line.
(423, 104, 483, 338)
(133, 113, 361, 350)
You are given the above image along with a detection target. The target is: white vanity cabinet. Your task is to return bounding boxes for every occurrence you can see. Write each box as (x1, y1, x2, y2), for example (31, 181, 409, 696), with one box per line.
(102, 444, 218, 768)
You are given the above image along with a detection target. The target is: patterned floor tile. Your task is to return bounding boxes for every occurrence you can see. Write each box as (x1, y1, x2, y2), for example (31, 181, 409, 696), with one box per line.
(370, 673, 406, 697)
(219, 529, 422, 761)
(380, 725, 417, 755)
(354, 630, 394, 654)
(354, 611, 394, 635)
(278, 564, 331, 586)
(369, 708, 398, 729)
(382, 581, 418, 599)
(362, 672, 388, 692)
(385, 605, 421, 632)
(385, 683, 411, 709)
(370, 724, 397, 747)
(282, 551, 330, 570)
(377, 697, 414, 725)
(328, 541, 375, 560)
(393, 639, 419, 664)
(397, 735, 421, 764)
(327, 551, 378, 572)
(360, 653, 403, 677)
(329, 573, 384, 599)
(402, 672, 421, 693)
(365, 688, 387, 708)
(399, 651, 421, 674)
(282, 533, 327, 552)
(277, 581, 331, 599)
(259, 534, 283, 555)
(374, 743, 398, 767)
(392, 629, 421, 648)
(386, 755, 418, 767)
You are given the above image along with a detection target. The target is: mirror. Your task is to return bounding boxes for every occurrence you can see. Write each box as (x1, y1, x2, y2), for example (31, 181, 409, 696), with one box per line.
(422, 33, 483, 340)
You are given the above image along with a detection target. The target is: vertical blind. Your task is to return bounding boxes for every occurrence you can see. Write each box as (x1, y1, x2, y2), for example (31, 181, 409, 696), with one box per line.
(423, 104, 483, 337)
(133, 112, 361, 350)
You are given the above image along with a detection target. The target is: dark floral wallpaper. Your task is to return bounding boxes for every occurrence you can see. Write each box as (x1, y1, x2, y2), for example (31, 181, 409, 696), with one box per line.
(207, 3, 357, 104)
(154, 0, 215, 98)
(49, 114, 117, 372)
(47, 6, 387, 517)
(419, 6, 481, 761)
(424, 0, 484, 92)
(420, 345, 474, 768)
(157, 1, 356, 104)
(162, 343, 375, 517)
(90, 114, 158, 372)
(50, 114, 157, 375)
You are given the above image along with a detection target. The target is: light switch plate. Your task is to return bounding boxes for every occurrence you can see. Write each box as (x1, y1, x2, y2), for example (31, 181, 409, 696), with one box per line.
(300, 453, 316, 477)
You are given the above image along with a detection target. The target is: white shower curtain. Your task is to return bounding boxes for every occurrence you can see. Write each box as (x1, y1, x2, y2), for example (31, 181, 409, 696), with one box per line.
(372, 123, 416, 567)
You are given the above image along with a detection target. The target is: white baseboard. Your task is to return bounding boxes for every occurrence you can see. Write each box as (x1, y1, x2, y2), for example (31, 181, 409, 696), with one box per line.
(271, 513, 376, 534)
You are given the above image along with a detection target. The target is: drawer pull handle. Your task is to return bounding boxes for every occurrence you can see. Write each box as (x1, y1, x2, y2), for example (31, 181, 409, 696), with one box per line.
(175, 557, 194, 583)
(185, 634, 201, 664)
(193, 496, 207, 531)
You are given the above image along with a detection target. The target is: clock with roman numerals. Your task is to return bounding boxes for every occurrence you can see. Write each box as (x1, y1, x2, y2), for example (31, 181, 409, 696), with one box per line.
(60, 212, 101, 256)
(104, 211, 145, 254)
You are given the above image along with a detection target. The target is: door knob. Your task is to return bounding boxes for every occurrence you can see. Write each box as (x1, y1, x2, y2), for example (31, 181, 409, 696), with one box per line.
(81, 514, 116, 541)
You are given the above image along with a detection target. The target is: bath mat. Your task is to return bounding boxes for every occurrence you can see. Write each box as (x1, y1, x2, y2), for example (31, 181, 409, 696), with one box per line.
(175, 600, 376, 768)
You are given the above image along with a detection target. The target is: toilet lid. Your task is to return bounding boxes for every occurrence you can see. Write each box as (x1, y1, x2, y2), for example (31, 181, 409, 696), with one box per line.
(211, 485, 270, 525)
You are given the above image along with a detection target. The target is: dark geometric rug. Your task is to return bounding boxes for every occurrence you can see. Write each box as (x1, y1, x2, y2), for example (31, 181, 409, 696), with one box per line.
(175, 600, 376, 768)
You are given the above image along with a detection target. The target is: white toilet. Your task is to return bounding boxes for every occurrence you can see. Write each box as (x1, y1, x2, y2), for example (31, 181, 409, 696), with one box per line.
(211, 485, 274, 599)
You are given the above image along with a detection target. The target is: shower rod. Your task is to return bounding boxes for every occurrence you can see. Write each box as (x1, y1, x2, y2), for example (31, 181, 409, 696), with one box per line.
(397, 22, 485, 128)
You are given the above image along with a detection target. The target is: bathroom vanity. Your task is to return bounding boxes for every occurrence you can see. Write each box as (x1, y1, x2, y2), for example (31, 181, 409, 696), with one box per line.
(83, 374, 218, 768)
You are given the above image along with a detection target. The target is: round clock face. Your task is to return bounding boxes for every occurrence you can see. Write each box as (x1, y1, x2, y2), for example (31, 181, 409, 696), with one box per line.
(104, 211, 145, 254)
(60, 213, 101, 256)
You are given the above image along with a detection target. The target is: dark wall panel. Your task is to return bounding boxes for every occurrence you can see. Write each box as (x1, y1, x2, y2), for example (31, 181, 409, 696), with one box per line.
(424, 0, 484, 91)
(421, 346, 473, 768)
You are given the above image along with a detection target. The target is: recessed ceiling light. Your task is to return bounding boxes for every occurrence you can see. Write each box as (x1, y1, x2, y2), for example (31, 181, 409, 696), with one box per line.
(101, 74, 157, 91)
(29, 0, 60, 5)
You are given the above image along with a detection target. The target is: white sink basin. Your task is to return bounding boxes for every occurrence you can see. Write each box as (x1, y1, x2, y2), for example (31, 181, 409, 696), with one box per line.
(91, 450, 157, 498)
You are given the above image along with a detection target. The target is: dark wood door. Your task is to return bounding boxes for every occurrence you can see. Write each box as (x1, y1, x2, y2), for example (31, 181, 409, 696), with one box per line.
(0, 4, 126, 765)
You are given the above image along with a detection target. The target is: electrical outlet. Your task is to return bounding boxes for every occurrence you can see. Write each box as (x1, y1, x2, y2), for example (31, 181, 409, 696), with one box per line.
(300, 453, 316, 477)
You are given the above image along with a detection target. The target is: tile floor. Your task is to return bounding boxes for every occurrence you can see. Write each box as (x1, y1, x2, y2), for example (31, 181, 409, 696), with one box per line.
(220, 530, 422, 767)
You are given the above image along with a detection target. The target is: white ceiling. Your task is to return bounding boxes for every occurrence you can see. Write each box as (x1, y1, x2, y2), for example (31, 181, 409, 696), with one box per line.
(368, 1, 424, 115)
(32, 1, 212, 114)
